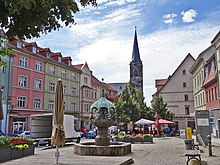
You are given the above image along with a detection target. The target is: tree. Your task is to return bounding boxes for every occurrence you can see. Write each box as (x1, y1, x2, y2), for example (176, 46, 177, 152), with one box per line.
(114, 81, 150, 123)
(0, 0, 97, 40)
(151, 96, 175, 121)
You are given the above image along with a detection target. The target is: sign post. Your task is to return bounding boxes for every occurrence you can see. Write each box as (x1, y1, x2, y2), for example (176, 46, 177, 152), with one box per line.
(195, 110, 211, 146)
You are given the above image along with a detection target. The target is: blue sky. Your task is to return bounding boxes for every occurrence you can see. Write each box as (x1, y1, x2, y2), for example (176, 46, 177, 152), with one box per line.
(30, 0, 220, 105)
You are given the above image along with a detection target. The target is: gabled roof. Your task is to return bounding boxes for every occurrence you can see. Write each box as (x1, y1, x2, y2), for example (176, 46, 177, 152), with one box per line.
(91, 75, 103, 86)
(211, 31, 220, 44)
(74, 64, 83, 70)
(156, 53, 195, 93)
(155, 79, 168, 87)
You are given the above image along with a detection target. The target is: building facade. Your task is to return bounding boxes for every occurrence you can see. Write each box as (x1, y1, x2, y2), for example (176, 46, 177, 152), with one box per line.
(211, 31, 220, 138)
(154, 54, 195, 130)
(189, 46, 215, 111)
(9, 40, 46, 134)
(0, 30, 13, 134)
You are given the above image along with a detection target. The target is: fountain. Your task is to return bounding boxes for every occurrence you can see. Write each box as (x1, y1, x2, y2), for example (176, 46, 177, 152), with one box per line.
(74, 92, 131, 156)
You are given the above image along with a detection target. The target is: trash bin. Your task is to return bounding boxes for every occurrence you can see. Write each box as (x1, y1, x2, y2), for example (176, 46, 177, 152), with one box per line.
(185, 127, 192, 140)
(184, 139, 194, 150)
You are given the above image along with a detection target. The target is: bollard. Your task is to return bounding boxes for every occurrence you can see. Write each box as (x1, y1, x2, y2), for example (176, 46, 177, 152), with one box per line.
(207, 135, 212, 156)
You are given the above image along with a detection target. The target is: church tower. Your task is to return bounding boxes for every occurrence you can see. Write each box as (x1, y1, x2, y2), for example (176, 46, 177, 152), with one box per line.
(129, 27, 143, 92)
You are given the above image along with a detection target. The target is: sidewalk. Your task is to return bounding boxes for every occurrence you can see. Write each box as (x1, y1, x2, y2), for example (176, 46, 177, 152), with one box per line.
(1, 137, 220, 165)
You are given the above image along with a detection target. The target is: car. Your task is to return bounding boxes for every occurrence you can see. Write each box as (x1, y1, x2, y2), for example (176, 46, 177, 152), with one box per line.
(18, 131, 31, 138)
(0, 130, 4, 136)
(85, 130, 96, 139)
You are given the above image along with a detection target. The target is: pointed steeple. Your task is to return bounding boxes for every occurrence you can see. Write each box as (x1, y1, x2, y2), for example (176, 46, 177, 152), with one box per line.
(131, 27, 142, 64)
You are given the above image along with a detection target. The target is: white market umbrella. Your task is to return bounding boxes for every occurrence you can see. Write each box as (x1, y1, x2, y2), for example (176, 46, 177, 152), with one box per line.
(135, 118, 155, 125)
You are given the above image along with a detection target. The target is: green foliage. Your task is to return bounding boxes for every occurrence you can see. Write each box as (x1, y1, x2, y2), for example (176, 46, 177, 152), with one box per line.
(0, 0, 97, 40)
(0, 38, 12, 66)
(151, 96, 175, 121)
(114, 81, 150, 123)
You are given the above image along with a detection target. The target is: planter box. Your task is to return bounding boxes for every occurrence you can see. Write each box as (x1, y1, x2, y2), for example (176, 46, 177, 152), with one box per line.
(0, 145, 35, 163)
(23, 144, 35, 156)
(0, 148, 11, 162)
(115, 137, 153, 144)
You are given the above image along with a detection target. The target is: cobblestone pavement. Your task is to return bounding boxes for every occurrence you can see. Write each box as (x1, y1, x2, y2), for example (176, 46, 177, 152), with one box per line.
(2, 137, 220, 165)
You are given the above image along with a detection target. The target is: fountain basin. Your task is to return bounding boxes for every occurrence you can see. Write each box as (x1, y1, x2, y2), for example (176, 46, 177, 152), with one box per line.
(74, 142, 131, 156)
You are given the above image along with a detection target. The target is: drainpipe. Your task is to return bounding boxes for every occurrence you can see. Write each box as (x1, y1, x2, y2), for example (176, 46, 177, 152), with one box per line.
(5, 55, 11, 134)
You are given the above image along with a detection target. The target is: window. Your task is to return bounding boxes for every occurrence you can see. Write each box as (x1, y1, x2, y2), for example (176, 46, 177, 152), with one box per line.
(18, 76, 27, 87)
(17, 96, 26, 108)
(215, 86, 218, 100)
(84, 77, 88, 84)
(0, 65, 6, 73)
(205, 66, 209, 77)
(72, 73, 77, 81)
(46, 52, 50, 58)
(58, 56, 62, 62)
(17, 40, 22, 48)
(32, 46, 37, 53)
(183, 82, 186, 88)
(68, 60, 71, 66)
(34, 98, 41, 109)
(71, 103, 76, 111)
(19, 56, 28, 67)
(182, 70, 186, 75)
(61, 69, 66, 78)
(72, 87, 76, 96)
(48, 100, 54, 110)
(49, 83, 55, 92)
(85, 89, 89, 98)
(49, 66, 56, 75)
(84, 104, 90, 112)
(185, 107, 189, 115)
(64, 102, 66, 110)
(211, 60, 215, 71)
(34, 79, 42, 90)
(212, 88, 214, 101)
(63, 85, 66, 94)
(184, 94, 188, 101)
(35, 61, 42, 71)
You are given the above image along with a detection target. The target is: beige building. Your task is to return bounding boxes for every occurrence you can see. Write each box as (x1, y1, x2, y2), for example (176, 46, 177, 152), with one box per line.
(154, 54, 195, 129)
(40, 48, 81, 121)
(189, 46, 215, 111)
(73, 63, 94, 129)
(74, 63, 117, 129)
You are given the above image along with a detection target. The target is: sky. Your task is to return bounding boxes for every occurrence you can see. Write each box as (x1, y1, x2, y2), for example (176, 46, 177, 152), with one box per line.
(29, 0, 220, 106)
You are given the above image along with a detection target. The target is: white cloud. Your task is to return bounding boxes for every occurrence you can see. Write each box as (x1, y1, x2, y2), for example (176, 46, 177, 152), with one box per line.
(163, 13, 177, 24)
(106, 0, 137, 6)
(181, 9, 197, 23)
(74, 22, 219, 105)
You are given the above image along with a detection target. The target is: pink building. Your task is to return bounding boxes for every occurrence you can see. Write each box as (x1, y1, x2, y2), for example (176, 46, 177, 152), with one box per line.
(203, 55, 219, 109)
(9, 40, 45, 134)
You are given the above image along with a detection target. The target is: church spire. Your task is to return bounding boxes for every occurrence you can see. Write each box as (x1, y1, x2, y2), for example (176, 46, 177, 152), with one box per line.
(131, 26, 142, 64)
(129, 27, 143, 92)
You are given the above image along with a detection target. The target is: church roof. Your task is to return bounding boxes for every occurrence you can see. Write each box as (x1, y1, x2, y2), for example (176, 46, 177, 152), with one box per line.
(130, 27, 142, 65)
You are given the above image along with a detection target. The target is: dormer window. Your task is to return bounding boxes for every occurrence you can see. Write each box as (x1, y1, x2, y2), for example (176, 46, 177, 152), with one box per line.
(58, 56, 62, 62)
(68, 60, 71, 66)
(32, 46, 37, 53)
(46, 52, 50, 58)
(17, 40, 22, 48)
